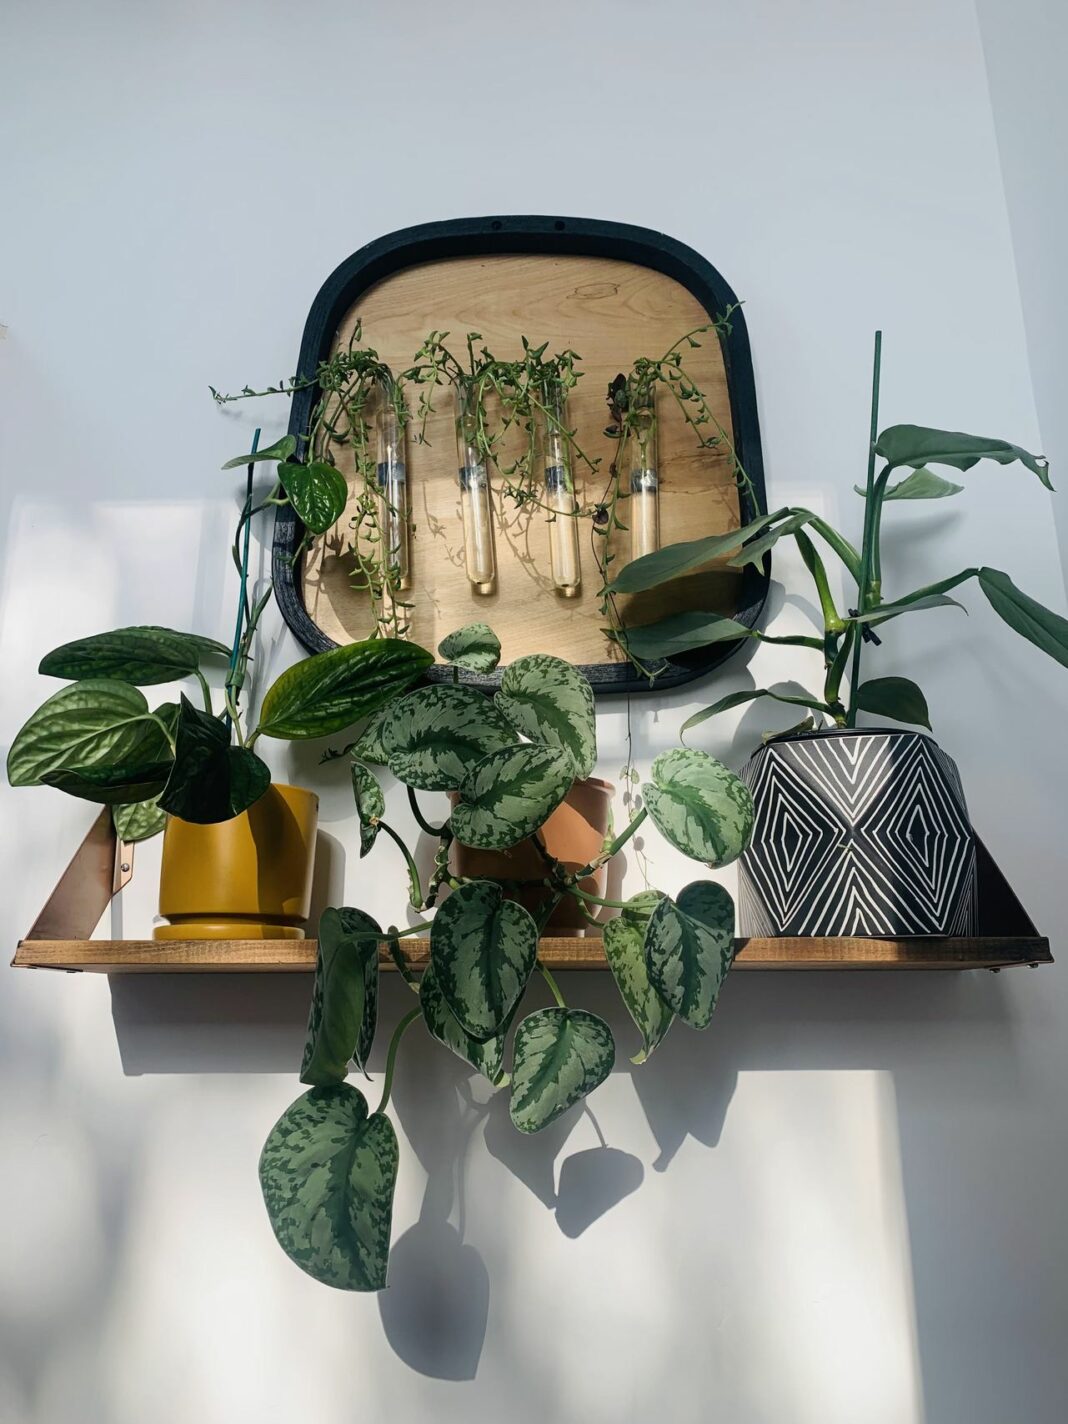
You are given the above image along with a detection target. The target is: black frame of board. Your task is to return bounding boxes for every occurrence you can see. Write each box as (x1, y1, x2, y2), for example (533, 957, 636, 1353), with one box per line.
(272, 214, 769, 695)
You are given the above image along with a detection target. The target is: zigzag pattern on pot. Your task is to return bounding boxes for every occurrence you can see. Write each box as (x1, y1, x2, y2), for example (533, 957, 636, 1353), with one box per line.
(738, 731, 978, 937)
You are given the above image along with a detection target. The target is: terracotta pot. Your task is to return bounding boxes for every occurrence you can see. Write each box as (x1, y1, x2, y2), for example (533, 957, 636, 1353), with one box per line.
(451, 777, 614, 936)
(154, 784, 319, 940)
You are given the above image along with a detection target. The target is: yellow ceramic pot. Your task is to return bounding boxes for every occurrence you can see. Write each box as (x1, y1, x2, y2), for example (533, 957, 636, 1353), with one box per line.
(154, 784, 319, 940)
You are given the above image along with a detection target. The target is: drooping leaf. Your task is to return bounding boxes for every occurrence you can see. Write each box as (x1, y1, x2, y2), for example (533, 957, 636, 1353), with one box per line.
(616, 612, 752, 662)
(336, 908, 380, 1069)
(112, 796, 167, 843)
(643, 748, 754, 866)
(420, 961, 508, 1085)
(278, 460, 349, 535)
(259, 1083, 397, 1291)
(42, 759, 173, 805)
(495, 654, 596, 778)
(854, 677, 932, 729)
(855, 467, 964, 501)
(727, 510, 814, 569)
(157, 695, 270, 823)
(509, 1008, 615, 1134)
(350, 761, 384, 856)
(221, 434, 296, 469)
(381, 685, 515, 791)
(874, 425, 1051, 488)
(602, 893, 673, 1063)
(450, 744, 575, 850)
(429, 881, 538, 1040)
(301, 907, 379, 1085)
(644, 882, 735, 1030)
(978, 567, 1068, 669)
(38, 626, 229, 685)
(7, 680, 175, 788)
(681, 687, 831, 738)
(349, 704, 391, 765)
(256, 638, 433, 740)
(848, 593, 966, 626)
(437, 623, 502, 674)
(606, 509, 789, 593)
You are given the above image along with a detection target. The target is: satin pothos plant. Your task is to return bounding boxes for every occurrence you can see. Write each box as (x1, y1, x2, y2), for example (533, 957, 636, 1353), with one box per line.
(609, 338, 1068, 733)
(258, 625, 755, 1292)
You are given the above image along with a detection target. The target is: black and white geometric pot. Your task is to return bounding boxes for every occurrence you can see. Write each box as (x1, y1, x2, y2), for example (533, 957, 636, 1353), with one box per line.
(738, 728, 978, 938)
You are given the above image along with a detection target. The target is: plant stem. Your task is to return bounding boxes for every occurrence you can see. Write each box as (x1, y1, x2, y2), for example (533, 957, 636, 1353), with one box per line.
(847, 332, 882, 725)
(407, 786, 445, 837)
(565, 884, 634, 910)
(539, 963, 566, 1008)
(376, 820, 423, 908)
(194, 669, 213, 715)
(375, 1007, 422, 1114)
(225, 428, 260, 733)
(385, 927, 422, 992)
(575, 806, 647, 877)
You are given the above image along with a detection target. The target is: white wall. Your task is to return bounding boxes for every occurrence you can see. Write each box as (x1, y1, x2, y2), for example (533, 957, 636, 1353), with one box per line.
(2, 2, 1067, 1421)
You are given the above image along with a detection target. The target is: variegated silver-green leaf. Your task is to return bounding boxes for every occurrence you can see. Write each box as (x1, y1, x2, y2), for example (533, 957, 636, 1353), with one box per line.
(437, 623, 502, 674)
(602, 892, 674, 1063)
(644, 880, 735, 1030)
(509, 1008, 615, 1134)
(350, 704, 391, 765)
(381, 685, 515, 791)
(420, 961, 508, 1085)
(495, 654, 596, 779)
(429, 881, 537, 1039)
(301, 907, 379, 1084)
(350, 760, 384, 857)
(259, 1083, 397, 1292)
(643, 748, 754, 866)
(112, 796, 166, 843)
(451, 743, 574, 850)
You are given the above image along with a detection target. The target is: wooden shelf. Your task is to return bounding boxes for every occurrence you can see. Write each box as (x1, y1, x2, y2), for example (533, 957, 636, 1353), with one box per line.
(12, 934, 1052, 974)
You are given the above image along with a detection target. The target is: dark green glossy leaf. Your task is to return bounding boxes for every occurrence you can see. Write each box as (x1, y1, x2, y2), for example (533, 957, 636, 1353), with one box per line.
(681, 687, 830, 738)
(644, 881, 735, 1030)
(39, 625, 229, 685)
(350, 761, 384, 857)
(643, 748, 754, 866)
(42, 759, 172, 805)
(602, 892, 673, 1063)
(451, 743, 575, 850)
(257, 638, 432, 740)
(221, 434, 296, 469)
(7, 680, 175, 789)
(259, 1083, 397, 1291)
(429, 881, 538, 1040)
(158, 695, 270, 823)
(978, 567, 1068, 669)
(854, 467, 963, 501)
(606, 509, 788, 593)
(854, 676, 932, 729)
(382, 685, 515, 791)
(617, 612, 751, 662)
(495, 654, 596, 779)
(437, 623, 502, 674)
(420, 961, 508, 1085)
(301, 907, 379, 1085)
(875, 424, 1050, 487)
(509, 1008, 614, 1134)
(278, 460, 349, 535)
(112, 797, 167, 843)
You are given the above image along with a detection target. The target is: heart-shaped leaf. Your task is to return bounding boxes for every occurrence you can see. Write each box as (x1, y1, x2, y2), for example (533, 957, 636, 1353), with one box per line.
(437, 623, 502, 674)
(495, 654, 596, 778)
(257, 638, 432, 741)
(7, 680, 176, 788)
(301, 907, 380, 1085)
(222, 434, 296, 469)
(112, 796, 167, 843)
(451, 743, 575, 850)
(644, 881, 735, 1029)
(158, 695, 270, 823)
(602, 892, 673, 1063)
(382, 685, 516, 791)
(643, 748, 754, 866)
(429, 881, 538, 1040)
(509, 1008, 615, 1134)
(978, 567, 1068, 670)
(259, 1083, 397, 1291)
(350, 704, 391, 764)
(874, 425, 1050, 487)
(38, 625, 230, 685)
(420, 962, 508, 1085)
(854, 467, 964, 500)
(854, 676, 932, 729)
(350, 761, 384, 857)
(278, 460, 349, 535)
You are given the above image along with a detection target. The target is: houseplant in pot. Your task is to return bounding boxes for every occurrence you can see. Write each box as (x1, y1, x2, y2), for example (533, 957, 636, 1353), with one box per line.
(5, 434, 433, 938)
(607, 334, 1068, 937)
(259, 625, 756, 1291)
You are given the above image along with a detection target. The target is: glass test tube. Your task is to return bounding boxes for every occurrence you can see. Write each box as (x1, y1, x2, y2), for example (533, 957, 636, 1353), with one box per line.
(628, 397, 660, 561)
(541, 386, 582, 596)
(375, 381, 412, 592)
(454, 385, 497, 593)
